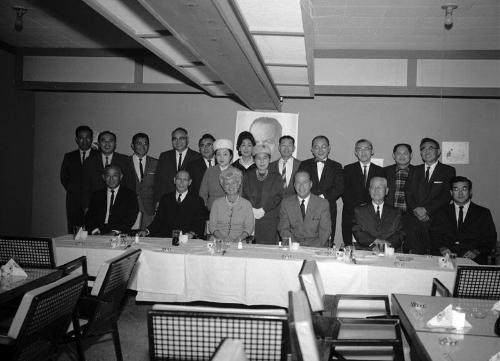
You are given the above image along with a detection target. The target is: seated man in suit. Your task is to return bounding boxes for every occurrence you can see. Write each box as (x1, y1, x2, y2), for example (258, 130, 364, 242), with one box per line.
(278, 171, 331, 247)
(430, 176, 497, 264)
(139, 170, 207, 238)
(353, 177, 404, 250)
(85, 165, 138, 235)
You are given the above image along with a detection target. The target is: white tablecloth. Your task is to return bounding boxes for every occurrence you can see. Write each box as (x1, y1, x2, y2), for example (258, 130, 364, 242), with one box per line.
(54, 235, 474, 307)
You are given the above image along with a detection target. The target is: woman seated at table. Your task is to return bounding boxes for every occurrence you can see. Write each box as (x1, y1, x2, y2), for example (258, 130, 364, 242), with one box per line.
(200, 139, 237, 211)
(232, 131, 257, 173)
(242, 144, 283, 244)
(209, 167, 254, 242)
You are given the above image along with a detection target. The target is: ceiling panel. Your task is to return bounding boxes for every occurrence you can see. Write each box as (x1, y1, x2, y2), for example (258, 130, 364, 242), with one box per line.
(268, 66, 309, 84)
(253, 35, 307, 65)
(235, 0, 303, 33)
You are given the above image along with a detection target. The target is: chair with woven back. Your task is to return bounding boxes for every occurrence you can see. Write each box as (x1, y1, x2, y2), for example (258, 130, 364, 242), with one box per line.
(66, 248, 142, 361)
(431, 265, 500, 299)
(148, 304, 289, 361)
(0, 272, 87, 361)
(0, 236, 56, 269)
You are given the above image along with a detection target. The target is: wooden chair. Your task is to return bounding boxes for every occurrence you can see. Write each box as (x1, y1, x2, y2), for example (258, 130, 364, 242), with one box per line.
(0, 273, 87, 361)
(0, 236, 56, 268)
(210, 339, 248, 361)
(148, 304, 288, 361)
(67, 248, 141, 361)
(432, 265, 500, 300)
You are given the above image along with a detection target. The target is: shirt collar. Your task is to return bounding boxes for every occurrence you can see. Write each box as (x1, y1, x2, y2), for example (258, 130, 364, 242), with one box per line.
(108, 185, 120, 193)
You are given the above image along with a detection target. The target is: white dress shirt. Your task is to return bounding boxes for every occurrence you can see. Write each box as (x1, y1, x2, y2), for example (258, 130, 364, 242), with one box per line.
(132, 154, 146, 181)
(424, 161, 438, 180)
(454, 201, 470, 224)
(102, 153, 114, 168)
(176, 190, 188, 203)
(176, 149, 188, 169)
(297, 194, 311, 213)
(279, 157, 293, 187)
(372, 201, 384, 218)
(80, 149, 91, 164)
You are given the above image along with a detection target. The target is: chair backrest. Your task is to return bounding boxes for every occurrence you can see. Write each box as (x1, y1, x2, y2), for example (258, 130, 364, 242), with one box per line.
(7, 272, 86, 361)
(0, 236, 56, 268)
(298, 260, 325, 313)
(148, 304, 288, 361)
(211, 339, 248, 361)
(287, 290, 320, 361)
(453, 265, 500, 300)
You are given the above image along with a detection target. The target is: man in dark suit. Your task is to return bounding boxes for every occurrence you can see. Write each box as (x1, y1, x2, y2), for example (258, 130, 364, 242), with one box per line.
(154, 127, 201, 204)
(406, 137, 456, 254)
(278, 171, 331, 247)
(85, 165, 138, 235)
(187, 133, 215, 196)
(139, 170, 207, 238)
(430, 176, 497, 264)
(269, 135, 301, 198)
(82, 130, 131, 210)
(342, 139, 384, 245)
(298, 135, 343, 240)
(353, 177, 404, 250)
(123, 133, 158, 231)
(60, 125, 98, 233)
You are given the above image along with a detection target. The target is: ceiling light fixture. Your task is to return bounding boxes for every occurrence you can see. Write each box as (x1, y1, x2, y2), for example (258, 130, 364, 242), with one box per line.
(13, 6, 28, 32)
(441, 4, 458, 30)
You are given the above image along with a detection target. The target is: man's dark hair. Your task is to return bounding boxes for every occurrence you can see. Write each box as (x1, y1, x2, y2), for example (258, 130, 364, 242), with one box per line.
(198, 133, 215, 146)
(171, 127, 188, 137)
(420, 137, 439, 150)
(392, 143, 412, 154)
(236, 131, 256, 156)
(450, 176, 472, 190)
(279, 135, 295, 145)
(102, 164, 122, 175)
(295, 170, 311, 182)
(98, 130, 116, 142)
(75, 125, 93, 138)
(355, 138, 373, 149)
(311, 135, 329, 147)
(132, 132, 149, 144)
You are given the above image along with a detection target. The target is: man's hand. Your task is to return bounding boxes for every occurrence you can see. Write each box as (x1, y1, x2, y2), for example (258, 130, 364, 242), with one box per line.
(137, 230, 148, 237)
(253, 208, 265, 219)
(413, 207, 429, 222)
(91, 228, 100, 235)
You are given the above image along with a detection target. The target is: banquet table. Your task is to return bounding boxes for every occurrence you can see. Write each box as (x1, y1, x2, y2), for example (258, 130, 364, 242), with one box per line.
(391, 294, 500, 361)
(54, 235, 475, 308)
(0, 268, 63, 304)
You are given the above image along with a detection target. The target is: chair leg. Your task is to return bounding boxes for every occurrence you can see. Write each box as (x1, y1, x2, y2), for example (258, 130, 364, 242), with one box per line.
(111, 321, 123, 361)
(72, 312, 86, 361)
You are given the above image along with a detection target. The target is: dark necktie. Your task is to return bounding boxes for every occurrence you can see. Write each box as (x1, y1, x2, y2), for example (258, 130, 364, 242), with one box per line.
(178, 153, 183, 171)
(282, 162, 287, 188)
(177, 193, 182, 204)
(139, 158, 144, 181)
(105, 156, 109, 167)
(81, 151, 86, 164)
(109, 189, 115, 212)
(458, 205, 464, 230)
(363, 165, 367, 187)
(208, 159, 213, 168)
(300, 199, 306, 220)
(376, 205, 381, 219)
(425, 166, 430, 183)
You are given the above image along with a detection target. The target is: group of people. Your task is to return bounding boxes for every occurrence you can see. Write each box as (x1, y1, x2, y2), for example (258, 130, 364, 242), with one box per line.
(61, 125, 497, 264)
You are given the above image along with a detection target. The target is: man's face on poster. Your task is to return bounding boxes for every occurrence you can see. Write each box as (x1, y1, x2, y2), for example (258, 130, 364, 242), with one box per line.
(249, 117, 282, 162)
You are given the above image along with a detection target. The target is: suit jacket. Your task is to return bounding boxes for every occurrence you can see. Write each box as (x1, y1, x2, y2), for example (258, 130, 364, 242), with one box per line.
(81, 151, 131, 209)
(430, 202, 497, 264)
(60, 149, 98, 227)
(383, 164, 414, 209)
(353, 203, 404, 249)
(123, 155, 158, 216)
(154, 148, 201, 203)
(242, 170, 283, 244)
(186, 157, 212, 196)
(85, 186, 138, 234)
(269, 157, 301, 197)
(298, 158, 344, 216)
(278, 194, 331, 247)
(406, 162, 456, 216)
(147, 191, 207, 238)
(342, 162, 384, 213)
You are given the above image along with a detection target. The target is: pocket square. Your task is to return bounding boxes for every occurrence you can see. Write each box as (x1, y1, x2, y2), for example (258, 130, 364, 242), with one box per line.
(433, 181, 443, 184)
(147, 172, 155, 175)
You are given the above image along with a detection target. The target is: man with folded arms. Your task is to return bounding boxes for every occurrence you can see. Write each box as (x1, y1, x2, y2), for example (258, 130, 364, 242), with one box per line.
(430, 176, 496, 264)
(352, 177, 404, 251)
(139, 170, 207, 238)
(85, 165, 138, 235)
(406, 137, 456, 254)
(278, 171, 331, 247)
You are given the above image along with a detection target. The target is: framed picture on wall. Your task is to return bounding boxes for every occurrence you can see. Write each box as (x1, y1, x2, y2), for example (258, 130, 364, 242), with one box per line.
(234, 111, 299, 162)
(442, 141, 469, 164)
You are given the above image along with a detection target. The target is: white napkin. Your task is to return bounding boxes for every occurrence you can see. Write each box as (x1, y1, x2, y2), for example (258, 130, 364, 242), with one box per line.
(438, 255, 454, 269)
(74, 227, 88, 241)
(1, 259, 28, 278)
(489, 352, 500, 361)
(492, 301, 500, 314)
(427, 304, 471, 329)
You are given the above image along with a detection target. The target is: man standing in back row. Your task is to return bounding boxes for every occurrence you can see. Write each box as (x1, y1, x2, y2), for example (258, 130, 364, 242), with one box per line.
(269, 135, 301, 198)
(406, 137, 456, 254)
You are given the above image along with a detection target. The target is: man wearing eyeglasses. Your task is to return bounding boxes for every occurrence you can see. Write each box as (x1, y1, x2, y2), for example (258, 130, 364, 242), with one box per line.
(406, 137, 456, 254)
(154, 127, 201, 205)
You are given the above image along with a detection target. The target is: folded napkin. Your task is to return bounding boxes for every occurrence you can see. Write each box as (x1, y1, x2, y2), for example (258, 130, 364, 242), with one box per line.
(74, 227, 88, 241)
(1, 258, 28, 278)
(438, 254, 454, 269)
(492, 300, 500, 313)
(490, 352, 500, 361)
(427, 304, 472, 329)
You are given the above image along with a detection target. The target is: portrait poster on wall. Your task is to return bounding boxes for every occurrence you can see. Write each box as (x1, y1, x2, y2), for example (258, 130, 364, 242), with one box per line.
(234, 111, 299, 162)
